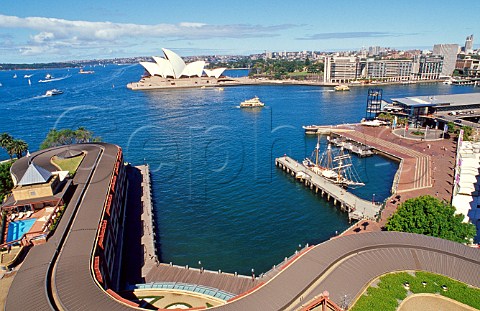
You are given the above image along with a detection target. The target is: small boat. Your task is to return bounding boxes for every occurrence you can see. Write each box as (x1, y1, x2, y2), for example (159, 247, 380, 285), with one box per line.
(13, 74, 17, 79)
(334, 85, 350, 91)
(45, 89, 63, 96)
(79, 68, 95, 74)
(240, 96, 265, 108)
(24, 74, 33, 78)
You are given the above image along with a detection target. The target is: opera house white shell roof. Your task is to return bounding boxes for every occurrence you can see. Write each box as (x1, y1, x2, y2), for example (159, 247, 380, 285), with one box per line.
(140, 48, 226, 79)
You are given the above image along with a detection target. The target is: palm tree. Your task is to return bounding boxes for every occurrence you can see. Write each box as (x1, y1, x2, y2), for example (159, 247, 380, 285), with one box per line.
(75, 127, 93, 143)
(0, 133, 14, 160)
(11, 139, 29, 159)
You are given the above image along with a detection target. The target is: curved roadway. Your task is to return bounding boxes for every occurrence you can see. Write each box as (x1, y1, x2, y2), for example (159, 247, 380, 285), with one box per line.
(5, 143, 480, 311)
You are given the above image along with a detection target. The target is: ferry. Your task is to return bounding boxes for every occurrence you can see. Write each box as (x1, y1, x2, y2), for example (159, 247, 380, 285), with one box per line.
(334, 85, 350, 91)
(240, 96, 264, 108)
(45, 89, 63, 96)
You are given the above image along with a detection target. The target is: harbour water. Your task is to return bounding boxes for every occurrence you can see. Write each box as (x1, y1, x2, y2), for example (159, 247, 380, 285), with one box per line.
(1, 65, 479, 275)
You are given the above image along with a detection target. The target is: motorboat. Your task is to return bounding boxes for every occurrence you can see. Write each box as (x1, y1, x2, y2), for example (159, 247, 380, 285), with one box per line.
(45, 73, 52, 80)
(334, 85, 350, 91)
(79, 68, 95, 74)
(240, 96, 265, 108)
(13, 74, 17, 78)
(24, 74, 33, 78)
(45, 89, 63, 96)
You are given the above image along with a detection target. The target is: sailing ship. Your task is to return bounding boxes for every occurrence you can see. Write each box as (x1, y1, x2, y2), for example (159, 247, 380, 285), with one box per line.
(303, 136, 364, 188)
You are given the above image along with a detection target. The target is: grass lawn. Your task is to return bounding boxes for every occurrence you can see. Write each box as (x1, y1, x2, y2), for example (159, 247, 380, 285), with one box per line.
(51, 154, 85, 175)
(287, 71, 309, 77)
(351, 271, 480, 311)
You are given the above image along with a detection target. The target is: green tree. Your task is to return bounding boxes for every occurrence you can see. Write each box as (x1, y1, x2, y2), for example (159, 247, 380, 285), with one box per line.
(461, 126, 473, 141)
(0, 133, 14, 160)
(41, 127, 101, 149)
(10, 139, 28, 159)
(385, 195, 476, 243)
(0, 161, 13, 202)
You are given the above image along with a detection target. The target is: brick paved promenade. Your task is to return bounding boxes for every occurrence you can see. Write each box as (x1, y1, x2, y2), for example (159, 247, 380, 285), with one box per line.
(335, 125, 457, 234)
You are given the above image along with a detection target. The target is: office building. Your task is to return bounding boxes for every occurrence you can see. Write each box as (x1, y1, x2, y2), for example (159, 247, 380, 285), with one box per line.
(433, 44, 459, 76)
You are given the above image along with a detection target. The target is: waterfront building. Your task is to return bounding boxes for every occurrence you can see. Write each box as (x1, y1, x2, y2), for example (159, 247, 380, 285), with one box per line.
(456, 56, 480, 78)
(387, 93, 480, 126)
(365, 59, 413, 82)
(94, 147, 127, 291)
(465, 34, 474, 55)
(412, 55, 443, 80)
(323, 56, 362, 83)
(432, 44, 459, 76)
(324, 55, 442, 83)
(1, 144, 128, 291)
(128, 48, 230, 90)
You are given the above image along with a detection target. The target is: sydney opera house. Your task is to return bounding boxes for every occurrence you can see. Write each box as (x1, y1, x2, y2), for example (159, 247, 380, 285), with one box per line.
(127, 48, 236, 90)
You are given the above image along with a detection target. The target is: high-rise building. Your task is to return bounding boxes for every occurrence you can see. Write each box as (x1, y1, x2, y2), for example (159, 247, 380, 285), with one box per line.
(323, 56, 362, 83)
(465, 34, 474, 54)
(432, 44, 459, 76)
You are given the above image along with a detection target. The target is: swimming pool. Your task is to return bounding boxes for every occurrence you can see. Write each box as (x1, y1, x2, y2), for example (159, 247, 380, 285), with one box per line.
(7, 218, 37, 242)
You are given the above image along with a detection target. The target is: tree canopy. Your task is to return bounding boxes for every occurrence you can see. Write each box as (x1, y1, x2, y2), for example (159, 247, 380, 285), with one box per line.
(40, 127, 101, 149)
(0, 132, 29, 160)
(0, 161, 14, 202)
(385, 195, 476, 243)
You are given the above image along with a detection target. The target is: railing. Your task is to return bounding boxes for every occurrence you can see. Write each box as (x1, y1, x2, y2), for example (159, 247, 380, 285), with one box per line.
(128, 282, 236, 301)
(262, 244, 313, 279)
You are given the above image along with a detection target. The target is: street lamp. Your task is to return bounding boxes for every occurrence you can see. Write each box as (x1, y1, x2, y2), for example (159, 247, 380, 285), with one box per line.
(251, 268, 255, 281)
(198, 260, 203, 273)
(372, 194, 375, 204)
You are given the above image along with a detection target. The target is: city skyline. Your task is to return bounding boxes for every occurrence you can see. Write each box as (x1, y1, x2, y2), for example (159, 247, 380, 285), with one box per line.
(0, 0, 479, 63)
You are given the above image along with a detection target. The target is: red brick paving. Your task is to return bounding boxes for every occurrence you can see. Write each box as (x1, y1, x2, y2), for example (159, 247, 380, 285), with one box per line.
(335, 125, 457, 236)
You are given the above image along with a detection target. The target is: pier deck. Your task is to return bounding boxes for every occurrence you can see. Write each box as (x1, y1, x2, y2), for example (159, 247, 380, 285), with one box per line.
(333, 129, 432, 192)
(275, 156, 380, 220)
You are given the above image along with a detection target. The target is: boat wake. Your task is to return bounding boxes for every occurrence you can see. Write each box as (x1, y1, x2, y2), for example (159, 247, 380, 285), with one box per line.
(38, 75, 71, 83)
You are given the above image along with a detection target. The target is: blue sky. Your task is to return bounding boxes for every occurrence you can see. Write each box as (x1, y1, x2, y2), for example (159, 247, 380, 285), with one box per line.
(1, 0, 479, 63)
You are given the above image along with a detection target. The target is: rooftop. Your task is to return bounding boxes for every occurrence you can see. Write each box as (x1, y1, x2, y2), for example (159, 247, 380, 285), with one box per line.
(392, 92, 480, 108)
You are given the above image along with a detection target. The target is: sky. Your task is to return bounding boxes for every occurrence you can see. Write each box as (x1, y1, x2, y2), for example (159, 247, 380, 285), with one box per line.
(1, 0, 479, 63)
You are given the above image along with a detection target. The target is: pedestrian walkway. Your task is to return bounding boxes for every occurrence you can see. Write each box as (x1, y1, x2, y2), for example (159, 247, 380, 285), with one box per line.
(336, 129, 432, 192)
(146, 264, 263, 296)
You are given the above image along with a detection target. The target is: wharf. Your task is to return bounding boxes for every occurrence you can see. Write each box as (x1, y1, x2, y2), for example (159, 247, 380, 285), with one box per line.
(330, 136, 374, 157)
(333, 128, 431, 192)
(275, 156, 380, 221)
(138, 164, 158, 278)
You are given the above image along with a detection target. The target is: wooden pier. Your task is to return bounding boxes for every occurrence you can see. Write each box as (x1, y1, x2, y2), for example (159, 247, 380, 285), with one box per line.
(330, 136, 374, 157)
(275, 156, 380, 221)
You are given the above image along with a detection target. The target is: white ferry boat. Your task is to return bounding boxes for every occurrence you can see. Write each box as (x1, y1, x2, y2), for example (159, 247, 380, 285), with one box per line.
(240, 96, 264, 108)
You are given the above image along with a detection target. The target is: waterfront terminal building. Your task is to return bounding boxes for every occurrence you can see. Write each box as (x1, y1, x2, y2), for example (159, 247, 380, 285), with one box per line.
(382, 93, 480, 128)
(324, 55, 443, 83)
